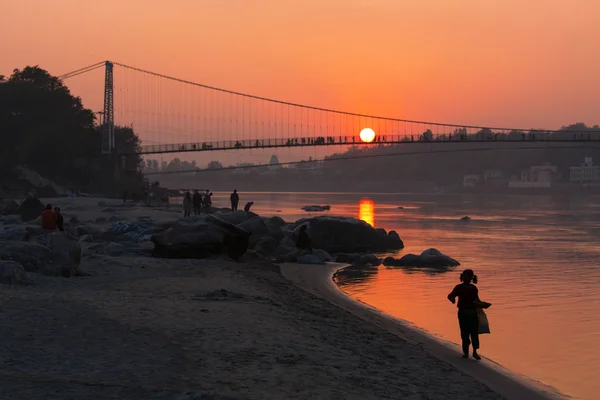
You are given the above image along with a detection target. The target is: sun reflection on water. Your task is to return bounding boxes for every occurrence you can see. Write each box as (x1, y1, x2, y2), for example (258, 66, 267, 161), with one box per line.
(359, 198, 375, 227)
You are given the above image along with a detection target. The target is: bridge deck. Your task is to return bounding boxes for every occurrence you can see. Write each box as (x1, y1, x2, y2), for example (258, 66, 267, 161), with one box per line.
(133, 133, 600, 155)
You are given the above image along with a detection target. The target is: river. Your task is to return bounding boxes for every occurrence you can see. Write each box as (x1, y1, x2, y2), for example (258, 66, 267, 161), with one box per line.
(174, 191, 600, 399)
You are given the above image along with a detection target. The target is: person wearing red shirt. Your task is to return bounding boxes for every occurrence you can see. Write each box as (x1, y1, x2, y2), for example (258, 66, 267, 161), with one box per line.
(448, 269, 482, 360)
(40, 204, 57, 230)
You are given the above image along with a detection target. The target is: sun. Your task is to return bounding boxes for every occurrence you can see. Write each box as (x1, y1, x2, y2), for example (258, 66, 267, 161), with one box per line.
(359, 128, 376, 143)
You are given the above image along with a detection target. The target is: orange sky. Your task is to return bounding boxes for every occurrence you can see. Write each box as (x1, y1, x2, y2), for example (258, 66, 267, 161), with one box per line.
(2, 0, 599, 164)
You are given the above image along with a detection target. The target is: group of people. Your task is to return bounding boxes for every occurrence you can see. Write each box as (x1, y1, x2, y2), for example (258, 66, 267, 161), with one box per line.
(183, 190, 213, 217)
(40, 204, 64, 231)
(181, 189, 255, 217)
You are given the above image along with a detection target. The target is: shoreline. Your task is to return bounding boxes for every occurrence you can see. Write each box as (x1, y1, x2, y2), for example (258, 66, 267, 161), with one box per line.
(280, 263, 568, 400)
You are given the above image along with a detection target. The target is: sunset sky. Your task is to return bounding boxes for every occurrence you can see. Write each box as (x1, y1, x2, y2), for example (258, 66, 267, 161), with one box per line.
(2, 0, 599, 164)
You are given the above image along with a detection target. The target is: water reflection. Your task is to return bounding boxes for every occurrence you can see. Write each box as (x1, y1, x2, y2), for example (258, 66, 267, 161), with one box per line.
(334, 265, 379, 286)
(359, 198, 375, 227)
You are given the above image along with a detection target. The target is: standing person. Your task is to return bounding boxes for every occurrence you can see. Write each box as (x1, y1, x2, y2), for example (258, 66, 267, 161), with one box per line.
(183, 191, 193, 217)
(205, 192, 213, 209)
(192, 190, 202, 215)
(230, 189, 239, 211)
(41, 204, 57, 230)
(53, 207, 64, 231)
(296, 225, 311, 251)
(203, 190, 210, 209)
(447, 269, 482, 360)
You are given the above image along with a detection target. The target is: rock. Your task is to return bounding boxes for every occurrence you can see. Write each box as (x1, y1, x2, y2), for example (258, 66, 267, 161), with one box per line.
(306, 216, 403, 253)
(0, 231, 83, 276)
(0, 261, 30, 285)
(375, 228, 387, 236)
(265, 216, 287, 228)
(102, 208, 116, 213)
(237, 216, 282, 246)
(104, 242, 125, 257)
(69, 215, 79, 224)
(0, 215, 21, 225)
(301, 205, 331, 212)
(383, 248, 460, 268)
(151, 214, 250, 260)
(0, 226, 29, 241)
(0, 199, 19, 215)
(78, 234, 94, 243)
(75, 224, 103, 239)
(461, 216, 471, 221)
(16, 196, 44, 221)
(108, 215, 122, 222)
(297, 254, 326, 264)
(312, 248, 335, 262)
(97, 201, 108, 207)
(102, 221, 163, 242)
(397, 206, 404, 209)
(95, 217, 107, 223)
(252, 236, 279, 255)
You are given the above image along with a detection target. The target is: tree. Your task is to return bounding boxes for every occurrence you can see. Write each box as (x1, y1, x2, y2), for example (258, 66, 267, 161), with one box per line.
(207, 161, 223, 170)
(421, 129, 433, 141)
(0, 65, 144, 193)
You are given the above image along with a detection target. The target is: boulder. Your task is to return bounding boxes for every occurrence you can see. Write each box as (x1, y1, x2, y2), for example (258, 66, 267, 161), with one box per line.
(151, 214, 250, 260)
(0, 215, 22, 225)
(383, 248, 459, 269)
(0, 261, 30, 285)
(102, 208, 116, 213)
(301, 205, 331, 212)
(102, 220, 163, 242)
(312, 248, 335, 262)
(75, 224, 103, 239)
(0, 231, 83, 277)
(265, 216, 287, 228)
(0, 225, 29, 241)
(0, 199, 19, 215)
(461, 216, 471, 221)
(97, 201, 108, 207)
(252, 236, 279, 256)
(95, 217, 107, 223)
(16, 196, 44, 221)
(306, 216, 404, 253)
(237, 216, 282, 245)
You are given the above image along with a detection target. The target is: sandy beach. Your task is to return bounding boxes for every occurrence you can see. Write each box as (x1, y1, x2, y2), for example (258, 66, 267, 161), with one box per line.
(0, 198, 559, 399)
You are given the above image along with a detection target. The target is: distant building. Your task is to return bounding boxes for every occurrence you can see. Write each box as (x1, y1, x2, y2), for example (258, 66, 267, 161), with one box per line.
(463, 174, 482, 188)
(509, 164, 557, 188)
(570, 157, 600, 183)
(483, 170, 502, 182)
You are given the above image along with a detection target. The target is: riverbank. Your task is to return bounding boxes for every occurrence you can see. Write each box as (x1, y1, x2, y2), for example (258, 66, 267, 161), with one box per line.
(0, 197, 562, 399)
(3, 258, 508, 400)
(281, 263, 566, 400)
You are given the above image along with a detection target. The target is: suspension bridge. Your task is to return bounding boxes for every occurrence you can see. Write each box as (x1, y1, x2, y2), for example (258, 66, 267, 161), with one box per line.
(61, 61, 600, 157)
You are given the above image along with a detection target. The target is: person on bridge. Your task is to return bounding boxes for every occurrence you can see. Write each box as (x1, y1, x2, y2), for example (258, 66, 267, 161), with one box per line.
(41, 204, 57, 230)
(192, 190, 202, 215)
(230, 189, 239, 211)
(183, 191, 193, 217)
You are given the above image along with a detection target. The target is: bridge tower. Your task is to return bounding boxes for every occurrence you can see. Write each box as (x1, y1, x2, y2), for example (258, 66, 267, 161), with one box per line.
(101, 61, 114, 154)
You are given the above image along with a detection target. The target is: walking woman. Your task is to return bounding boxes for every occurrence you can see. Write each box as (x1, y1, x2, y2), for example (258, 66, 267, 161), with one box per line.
(183, 191, 193, 217)
(447, 269, 482, 360)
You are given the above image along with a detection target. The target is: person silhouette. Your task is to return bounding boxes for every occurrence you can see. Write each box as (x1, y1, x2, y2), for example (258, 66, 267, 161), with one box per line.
(447, 269, 483, 360)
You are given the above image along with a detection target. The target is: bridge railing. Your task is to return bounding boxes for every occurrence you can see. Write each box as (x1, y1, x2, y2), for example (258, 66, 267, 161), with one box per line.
(135, 131, 600, 155)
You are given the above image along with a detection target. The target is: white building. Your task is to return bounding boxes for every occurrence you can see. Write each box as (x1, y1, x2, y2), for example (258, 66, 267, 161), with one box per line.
(463, 174, 481, 188)
(570, 157, 600, 182)
(509, 164, 557, 188)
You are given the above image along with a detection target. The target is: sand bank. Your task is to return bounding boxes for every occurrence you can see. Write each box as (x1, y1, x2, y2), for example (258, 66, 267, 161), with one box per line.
(0, 197, 558, 399)
(280, 263, 567, 400)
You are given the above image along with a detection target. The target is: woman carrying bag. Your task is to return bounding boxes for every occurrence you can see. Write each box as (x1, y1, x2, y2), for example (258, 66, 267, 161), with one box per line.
(447, 269, 492, 360)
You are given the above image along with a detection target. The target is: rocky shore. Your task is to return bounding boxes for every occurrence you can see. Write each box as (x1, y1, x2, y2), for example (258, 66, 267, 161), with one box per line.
(0, 196, 508, 399)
